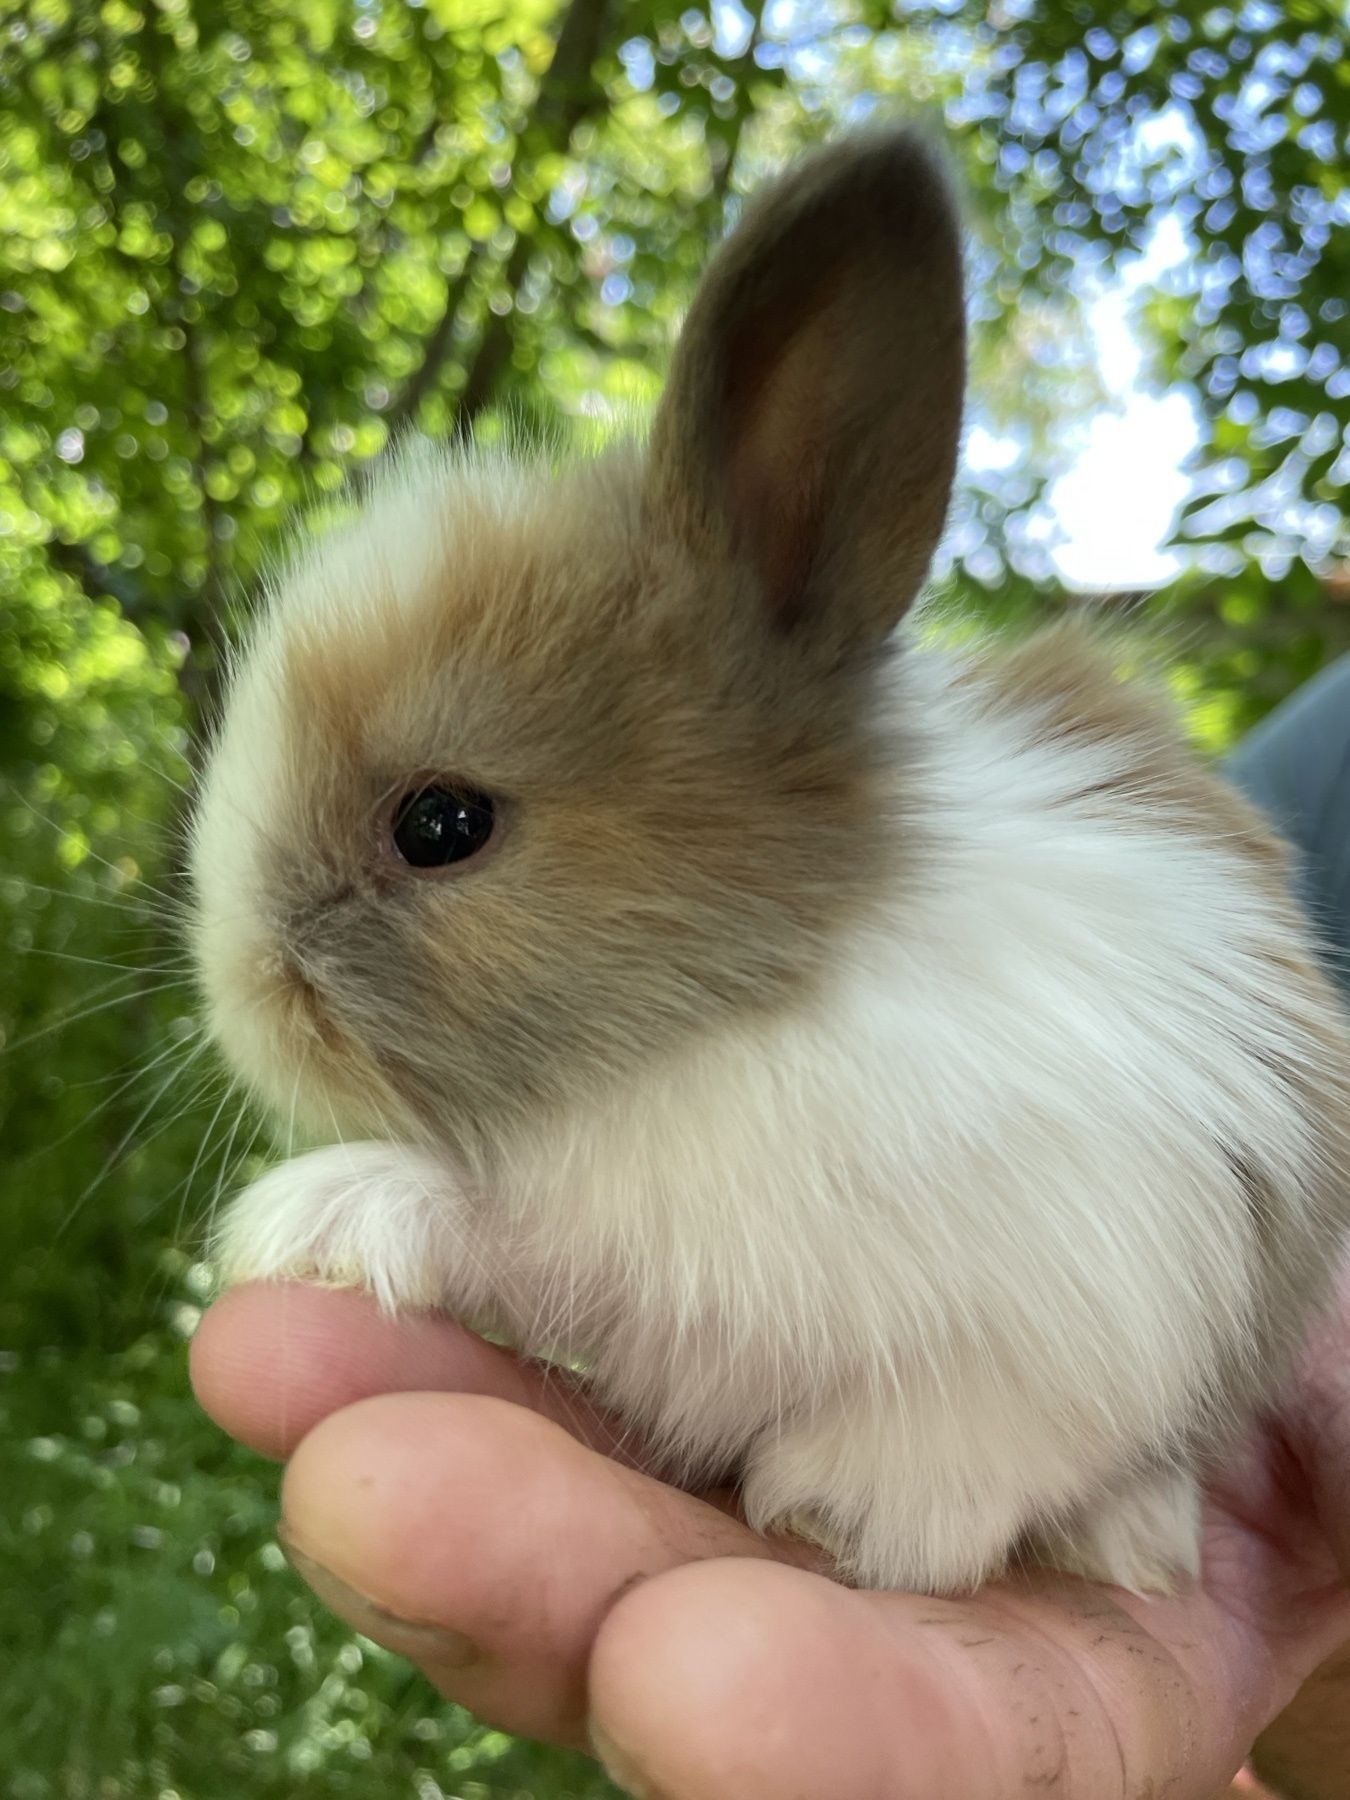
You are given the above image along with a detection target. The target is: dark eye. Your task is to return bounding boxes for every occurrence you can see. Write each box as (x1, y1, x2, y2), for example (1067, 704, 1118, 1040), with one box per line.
(390, 785, 496, 869)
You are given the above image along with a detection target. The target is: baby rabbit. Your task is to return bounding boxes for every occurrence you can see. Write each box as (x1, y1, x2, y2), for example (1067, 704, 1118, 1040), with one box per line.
(192, 128, 1350, 1596)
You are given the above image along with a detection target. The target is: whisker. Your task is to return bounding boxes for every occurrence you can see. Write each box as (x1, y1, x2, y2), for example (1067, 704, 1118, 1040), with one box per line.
(68, 1019, 205, 1090)
(11, 793, 185, 912)
(285, 1056, 306, 1162)
(25, 947, 196, 976)
(19, 1029, 206, 1167)
(200, 1087, 264, 1254)
(8, 879, 189, 924)
(131, 1066, 238, 1319)
(0, 973, 173, 1057)
(53, 1037, 211, 1243)
(169, 1068, 242, 1251)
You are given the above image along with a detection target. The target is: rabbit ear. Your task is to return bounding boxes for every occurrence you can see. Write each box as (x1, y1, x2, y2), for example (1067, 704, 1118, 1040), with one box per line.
(646, 128, 966, 656)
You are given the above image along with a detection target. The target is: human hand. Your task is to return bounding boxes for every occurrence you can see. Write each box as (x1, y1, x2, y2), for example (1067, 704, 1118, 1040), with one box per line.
(190, 1273, 1350, 1799)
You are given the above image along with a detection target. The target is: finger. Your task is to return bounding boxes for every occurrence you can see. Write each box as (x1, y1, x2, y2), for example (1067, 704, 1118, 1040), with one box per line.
(276, 1389, 817, 1747)
(1288, 1259, 1350, 1584)
(589, 1561, 1269, 1800)
(1249, 1264, 1350, 1799)
(190, 1281, 648, 1467)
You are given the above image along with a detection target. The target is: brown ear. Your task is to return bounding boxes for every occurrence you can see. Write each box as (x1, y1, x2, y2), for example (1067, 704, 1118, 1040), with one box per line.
(646, 127, 966, 656)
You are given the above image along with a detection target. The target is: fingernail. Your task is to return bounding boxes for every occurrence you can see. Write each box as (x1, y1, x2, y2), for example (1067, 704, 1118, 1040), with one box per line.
(279, 1527, 480, 1669)
(590, 1724, 663, 1800)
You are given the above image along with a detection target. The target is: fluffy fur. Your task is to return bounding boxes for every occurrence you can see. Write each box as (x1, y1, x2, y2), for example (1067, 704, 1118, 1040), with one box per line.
(192, 129, 1350, 1595)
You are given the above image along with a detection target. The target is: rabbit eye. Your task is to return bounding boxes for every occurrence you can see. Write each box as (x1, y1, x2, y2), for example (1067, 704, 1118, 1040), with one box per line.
(390, 785, 495, 869)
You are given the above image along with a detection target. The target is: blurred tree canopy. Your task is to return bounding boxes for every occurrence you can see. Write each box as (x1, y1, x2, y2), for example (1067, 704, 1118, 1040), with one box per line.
(1, 1, 1347, 1795)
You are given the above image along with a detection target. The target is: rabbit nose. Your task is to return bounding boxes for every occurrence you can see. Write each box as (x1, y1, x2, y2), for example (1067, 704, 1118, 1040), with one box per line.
(279, 957, 348, 1053)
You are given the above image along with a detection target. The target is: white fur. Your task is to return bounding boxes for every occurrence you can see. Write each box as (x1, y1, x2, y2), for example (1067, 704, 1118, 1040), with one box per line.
(216, 642, 1341, 1594)
(189, 446, 469, 1122)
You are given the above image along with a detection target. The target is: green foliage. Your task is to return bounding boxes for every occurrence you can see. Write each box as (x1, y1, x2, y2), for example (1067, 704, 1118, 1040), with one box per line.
(1, 0, 1347, 1793)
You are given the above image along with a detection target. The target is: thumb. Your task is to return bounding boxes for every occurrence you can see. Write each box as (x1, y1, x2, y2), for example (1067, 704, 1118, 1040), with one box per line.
(587, 1558, 1258, 1800)
(1249, 1265, 1350, 1800)
(1289, 1261, 1350, 1583)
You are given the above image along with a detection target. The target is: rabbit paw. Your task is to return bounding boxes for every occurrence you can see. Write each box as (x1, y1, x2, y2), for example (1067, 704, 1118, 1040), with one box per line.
(741, 1407, 1024, 1594)
(1038, 1466, 1202, 1596)
(212, 1140, 472, 1314)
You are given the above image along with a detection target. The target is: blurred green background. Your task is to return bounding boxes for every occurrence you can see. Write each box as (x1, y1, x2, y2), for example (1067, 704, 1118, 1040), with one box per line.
(1, 0, 1347, 1794)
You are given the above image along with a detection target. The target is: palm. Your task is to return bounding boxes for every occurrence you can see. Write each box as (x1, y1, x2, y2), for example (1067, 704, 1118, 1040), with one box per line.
(192, 1276, 1350, 1798)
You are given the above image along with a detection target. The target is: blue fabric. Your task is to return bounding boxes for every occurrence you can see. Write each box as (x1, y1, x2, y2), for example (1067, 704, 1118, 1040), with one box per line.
(1225, 655, 1350, 999)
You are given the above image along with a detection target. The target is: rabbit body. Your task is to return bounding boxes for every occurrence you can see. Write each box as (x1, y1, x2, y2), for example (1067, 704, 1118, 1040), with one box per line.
(212, 621, 1349, 1593)
(198, 131, 1350, 1595)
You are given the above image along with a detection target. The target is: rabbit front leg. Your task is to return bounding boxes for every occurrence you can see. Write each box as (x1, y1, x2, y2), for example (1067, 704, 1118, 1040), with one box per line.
(213, 1140, 492, 1318)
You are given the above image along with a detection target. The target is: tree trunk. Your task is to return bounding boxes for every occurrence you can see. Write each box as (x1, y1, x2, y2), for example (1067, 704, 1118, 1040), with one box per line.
(387, 0, 612, 434)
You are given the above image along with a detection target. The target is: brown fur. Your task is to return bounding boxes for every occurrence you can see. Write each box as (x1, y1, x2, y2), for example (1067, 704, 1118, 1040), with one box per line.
(647, 127, 965, 656)
(246, 445, 901, 1162)
(205, 132, 972, 1162)
(976, 617, 1286, 877)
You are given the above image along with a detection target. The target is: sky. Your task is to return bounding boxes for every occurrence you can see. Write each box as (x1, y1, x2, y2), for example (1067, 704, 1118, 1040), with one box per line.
(1040, 218, 1199, 593)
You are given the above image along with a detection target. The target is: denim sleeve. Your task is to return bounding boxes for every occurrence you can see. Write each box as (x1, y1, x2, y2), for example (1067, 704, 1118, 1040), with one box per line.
(1224, 654, 1350, 1000)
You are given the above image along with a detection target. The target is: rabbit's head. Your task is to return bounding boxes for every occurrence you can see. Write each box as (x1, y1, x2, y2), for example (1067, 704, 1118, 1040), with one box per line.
(190, 129, 966, 1164)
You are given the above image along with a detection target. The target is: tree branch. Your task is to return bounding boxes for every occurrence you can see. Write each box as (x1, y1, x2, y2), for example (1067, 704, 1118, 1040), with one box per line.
(45, 539, 147, 617)
(454, 232, 537, 433)
(385, 0, 612, 435)
(384, 239, 490, 434)
(711, 1, 768, 212)
(456, 0, 767, 432)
